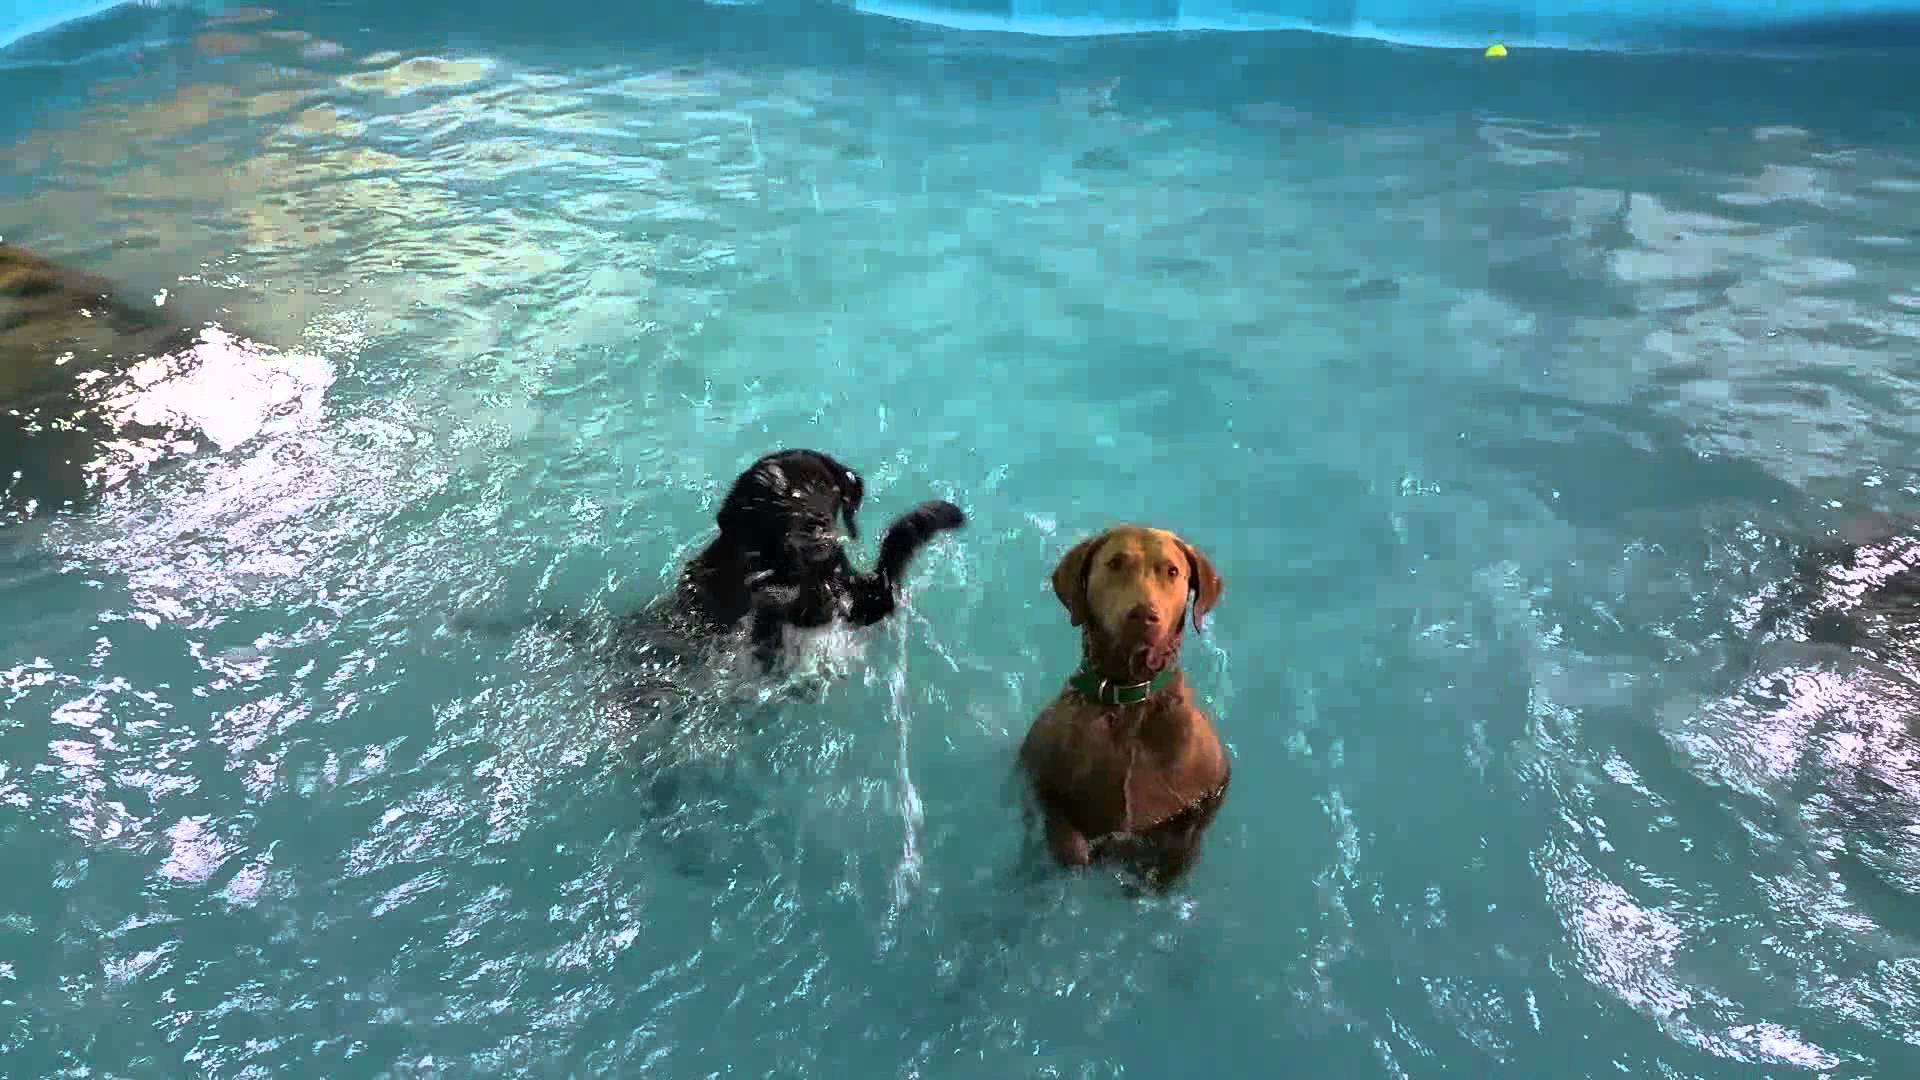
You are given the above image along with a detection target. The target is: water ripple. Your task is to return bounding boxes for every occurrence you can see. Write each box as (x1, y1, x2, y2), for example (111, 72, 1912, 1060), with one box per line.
(5, 6, 1920, 1078)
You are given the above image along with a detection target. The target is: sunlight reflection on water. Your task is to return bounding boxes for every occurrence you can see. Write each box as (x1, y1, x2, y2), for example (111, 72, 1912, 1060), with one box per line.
(4, 4, 1920, 1077)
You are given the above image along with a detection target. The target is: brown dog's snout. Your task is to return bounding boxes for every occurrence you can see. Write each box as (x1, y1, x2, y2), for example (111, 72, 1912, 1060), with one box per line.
(1125, 604, 1161, 626)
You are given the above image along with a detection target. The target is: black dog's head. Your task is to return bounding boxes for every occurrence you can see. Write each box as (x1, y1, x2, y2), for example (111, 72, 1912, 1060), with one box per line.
(714, 449, 866, 568)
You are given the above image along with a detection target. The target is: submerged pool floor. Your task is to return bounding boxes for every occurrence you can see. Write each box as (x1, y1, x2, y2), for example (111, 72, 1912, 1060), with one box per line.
(3, 3, 1920, 1076)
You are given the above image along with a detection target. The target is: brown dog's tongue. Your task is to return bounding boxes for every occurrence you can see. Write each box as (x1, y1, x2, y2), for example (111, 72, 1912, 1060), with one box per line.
(1130, 643, 1152, 670)
(1120, 637, 1180, 681)
(1144, 637, 1181, 675)
(1086, 628, 1179, 683)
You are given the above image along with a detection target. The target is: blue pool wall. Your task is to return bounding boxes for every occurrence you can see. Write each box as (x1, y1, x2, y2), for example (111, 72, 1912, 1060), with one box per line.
(855, 0, 1920, 50)
(5, 0, 1920, 54)
(2, 1, 207, 53)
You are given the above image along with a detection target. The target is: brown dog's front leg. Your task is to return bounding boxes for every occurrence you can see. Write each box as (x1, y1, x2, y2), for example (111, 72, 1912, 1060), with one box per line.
(1043, 806, 1091, 867)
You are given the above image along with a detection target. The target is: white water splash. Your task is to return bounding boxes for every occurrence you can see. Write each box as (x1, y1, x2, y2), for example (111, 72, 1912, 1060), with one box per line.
(883, 613, 924, 937)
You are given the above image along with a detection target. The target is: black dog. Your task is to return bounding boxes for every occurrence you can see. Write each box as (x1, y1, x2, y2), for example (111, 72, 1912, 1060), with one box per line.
(470, 448, 963, 689)
(667, 448, 966, 666)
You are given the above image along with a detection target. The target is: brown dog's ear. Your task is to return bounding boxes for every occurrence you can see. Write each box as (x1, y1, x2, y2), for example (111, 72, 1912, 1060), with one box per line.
(1050, 533, 1107, 627)
(1180, 538, 1223, 632)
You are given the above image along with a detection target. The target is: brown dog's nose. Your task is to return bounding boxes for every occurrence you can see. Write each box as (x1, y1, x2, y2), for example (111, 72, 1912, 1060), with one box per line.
(1126, 605, 1160, 626)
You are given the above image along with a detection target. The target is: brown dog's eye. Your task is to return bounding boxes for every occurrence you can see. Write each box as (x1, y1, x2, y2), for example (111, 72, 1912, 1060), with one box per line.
(1165, 563, 1181, 578)
(1107, 553, 1125, 572)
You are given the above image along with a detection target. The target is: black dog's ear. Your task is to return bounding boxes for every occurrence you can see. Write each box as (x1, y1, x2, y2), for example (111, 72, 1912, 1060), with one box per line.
(834, 464, 864, 542)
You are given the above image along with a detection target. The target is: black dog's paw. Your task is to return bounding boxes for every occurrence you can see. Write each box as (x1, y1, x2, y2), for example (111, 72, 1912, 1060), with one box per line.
(878, 499, 967, 579)
(915, 499, 968, 534)
(889, 499, 967, 541)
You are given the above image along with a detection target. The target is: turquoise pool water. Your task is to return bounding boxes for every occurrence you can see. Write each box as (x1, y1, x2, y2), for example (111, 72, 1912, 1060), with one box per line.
(5, 2, 1920, 1076)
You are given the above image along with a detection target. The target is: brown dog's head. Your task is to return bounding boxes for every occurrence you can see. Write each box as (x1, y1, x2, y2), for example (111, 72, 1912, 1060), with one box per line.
(1051, 525, 1222, 679)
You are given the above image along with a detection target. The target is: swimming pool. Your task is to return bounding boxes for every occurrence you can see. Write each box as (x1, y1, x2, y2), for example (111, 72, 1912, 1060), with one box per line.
(4, 1, 1920, 1076)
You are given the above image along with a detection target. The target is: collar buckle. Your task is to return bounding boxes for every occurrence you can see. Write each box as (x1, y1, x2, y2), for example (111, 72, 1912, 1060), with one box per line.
(1072, 669, 1167, 706)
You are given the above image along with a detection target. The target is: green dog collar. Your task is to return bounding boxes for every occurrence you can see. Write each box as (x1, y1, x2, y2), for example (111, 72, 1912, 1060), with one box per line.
(1068, 667, 1177, 706)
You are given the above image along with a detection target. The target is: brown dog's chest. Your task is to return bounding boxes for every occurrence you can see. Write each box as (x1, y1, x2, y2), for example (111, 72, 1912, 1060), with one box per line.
(1023, 693, 1227, 838)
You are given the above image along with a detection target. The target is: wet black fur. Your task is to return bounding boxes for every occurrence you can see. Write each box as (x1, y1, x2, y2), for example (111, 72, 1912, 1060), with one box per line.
(667, 448, 966, 667)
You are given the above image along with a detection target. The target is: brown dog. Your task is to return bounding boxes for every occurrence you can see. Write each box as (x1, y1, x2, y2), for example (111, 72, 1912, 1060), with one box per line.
(1017, 525, 1228, 891)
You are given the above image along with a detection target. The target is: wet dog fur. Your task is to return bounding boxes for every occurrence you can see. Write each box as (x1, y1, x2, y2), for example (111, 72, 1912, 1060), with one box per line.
(668, 448, 966, 664)
(1017, 524, 1229, 892)
(536, 449, 966, 699)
